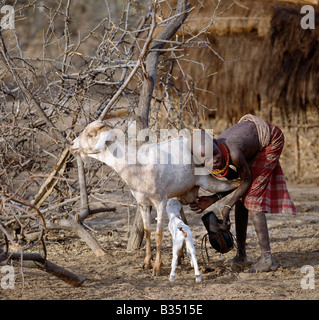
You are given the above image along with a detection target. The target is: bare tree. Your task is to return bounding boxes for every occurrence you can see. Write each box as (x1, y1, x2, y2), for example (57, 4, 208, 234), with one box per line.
(0, 0, 222, 285)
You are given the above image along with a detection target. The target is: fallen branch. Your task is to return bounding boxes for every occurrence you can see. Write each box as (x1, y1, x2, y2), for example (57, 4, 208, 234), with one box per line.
(0, 249, 85, 287)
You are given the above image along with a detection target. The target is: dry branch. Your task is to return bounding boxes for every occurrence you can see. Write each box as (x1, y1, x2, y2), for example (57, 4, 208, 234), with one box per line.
(98, 5, 155, 121)
(76, 154, 90, 221)
(54, 217, 104, 257)
(0, 249, 85, 287)
(0, 32, 70, 146)
(32, 148, 70, 208)
(136, 2, 194, 129)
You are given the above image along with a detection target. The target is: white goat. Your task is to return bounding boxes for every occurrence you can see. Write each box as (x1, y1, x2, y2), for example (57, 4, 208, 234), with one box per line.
(166, 199, 201, 282)
(71, 120, 239, 276)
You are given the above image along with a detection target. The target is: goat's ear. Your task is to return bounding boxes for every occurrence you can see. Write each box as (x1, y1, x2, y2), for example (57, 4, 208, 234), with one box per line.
(86, 124, 105, 138)
(92, 130, 113, 152)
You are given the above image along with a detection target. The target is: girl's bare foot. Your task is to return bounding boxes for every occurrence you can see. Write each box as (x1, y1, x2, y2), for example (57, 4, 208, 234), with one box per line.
(249, 253, 278, 272)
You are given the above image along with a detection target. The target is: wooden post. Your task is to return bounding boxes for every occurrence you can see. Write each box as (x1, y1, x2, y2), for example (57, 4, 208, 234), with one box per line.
(126, 206, 145, 251)
(76, 154, 90, 221)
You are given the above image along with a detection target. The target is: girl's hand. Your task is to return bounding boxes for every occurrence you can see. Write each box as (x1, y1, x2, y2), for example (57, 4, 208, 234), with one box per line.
(189, 195, 219, 214)
(221, 206, 232, 229)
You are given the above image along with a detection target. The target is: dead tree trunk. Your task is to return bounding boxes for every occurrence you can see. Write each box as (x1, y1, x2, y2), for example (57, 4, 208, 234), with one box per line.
(127, 0, 193, 250)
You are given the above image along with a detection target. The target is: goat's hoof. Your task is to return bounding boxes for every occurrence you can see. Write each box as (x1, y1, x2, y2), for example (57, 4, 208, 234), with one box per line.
(143, 263, 152, 271)
(195, 275, 202, 283)
(152, 268, 162, 276)
(152, 261, 162, 276)
(169, 276, 175, 282)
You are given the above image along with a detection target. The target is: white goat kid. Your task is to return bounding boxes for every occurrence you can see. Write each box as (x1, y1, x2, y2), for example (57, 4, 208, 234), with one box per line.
(166, 199, 201, 282)
(71, 120, 239, 276)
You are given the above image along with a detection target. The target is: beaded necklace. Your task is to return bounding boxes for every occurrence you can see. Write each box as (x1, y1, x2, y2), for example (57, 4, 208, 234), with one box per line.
(211, 143, 230, 178)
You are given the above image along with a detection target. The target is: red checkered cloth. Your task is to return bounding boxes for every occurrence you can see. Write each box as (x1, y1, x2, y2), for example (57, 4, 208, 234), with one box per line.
(243, 123, 297, 214)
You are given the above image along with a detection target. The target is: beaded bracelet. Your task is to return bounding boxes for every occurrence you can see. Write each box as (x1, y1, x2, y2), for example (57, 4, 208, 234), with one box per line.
(223, 204, 233, 210)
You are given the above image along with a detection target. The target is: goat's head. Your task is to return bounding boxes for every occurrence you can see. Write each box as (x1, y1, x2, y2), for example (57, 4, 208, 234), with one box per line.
(71, 120, 114, 160)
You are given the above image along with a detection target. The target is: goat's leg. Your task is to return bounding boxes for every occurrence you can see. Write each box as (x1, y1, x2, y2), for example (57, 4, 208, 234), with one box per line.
(153, 227, 163, 276)
(177, 207, 187, 265)
(186, 238, 202, 282)
(140, 205, 152, 270)
(153, 201, 166, 276)
(177, 247, 184, 265)
(169, 243, 180, 282)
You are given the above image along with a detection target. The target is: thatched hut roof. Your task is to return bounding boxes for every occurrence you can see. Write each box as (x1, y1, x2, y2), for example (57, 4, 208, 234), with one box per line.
(168, 0, 318, 36)
(163, 0, 319, 123)
(261, 7, 319, 112)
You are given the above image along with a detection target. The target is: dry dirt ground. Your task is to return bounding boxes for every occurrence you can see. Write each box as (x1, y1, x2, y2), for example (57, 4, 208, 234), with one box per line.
(1, 183, 319, 301)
